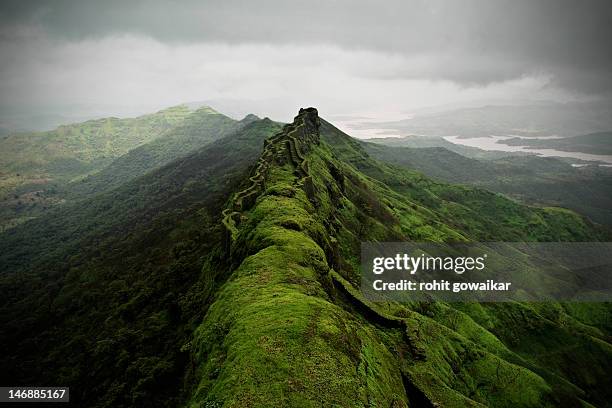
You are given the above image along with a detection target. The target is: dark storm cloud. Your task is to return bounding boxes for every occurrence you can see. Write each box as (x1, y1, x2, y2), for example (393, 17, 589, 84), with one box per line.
(1, 0, 611, 94)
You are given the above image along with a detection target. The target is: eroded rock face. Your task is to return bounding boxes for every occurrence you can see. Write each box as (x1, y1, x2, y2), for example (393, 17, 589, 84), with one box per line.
(296, 107, 321, 147)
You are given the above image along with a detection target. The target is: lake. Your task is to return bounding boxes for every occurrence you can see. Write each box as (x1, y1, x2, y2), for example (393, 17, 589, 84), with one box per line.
(444, 135, 612, 165)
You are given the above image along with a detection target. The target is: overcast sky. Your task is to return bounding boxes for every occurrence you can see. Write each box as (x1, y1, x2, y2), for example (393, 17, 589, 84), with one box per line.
(1, 0, 611, 123)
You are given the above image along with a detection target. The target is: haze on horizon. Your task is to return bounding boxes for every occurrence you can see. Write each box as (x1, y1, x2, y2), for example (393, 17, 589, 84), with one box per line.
(1, 0, 611, 131)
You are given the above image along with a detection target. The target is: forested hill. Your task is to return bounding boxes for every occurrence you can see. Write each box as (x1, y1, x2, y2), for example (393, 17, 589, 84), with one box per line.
(0, 105, 194, 179)
(362, 141, 612, 226)
(0, 105, 239, 232)
(1, 108, 610, 407)
(0, 117, 283, 406)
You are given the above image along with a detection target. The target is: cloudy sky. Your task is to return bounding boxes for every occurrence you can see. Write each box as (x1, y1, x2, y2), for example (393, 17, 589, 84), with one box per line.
(1, 0, 611, 124)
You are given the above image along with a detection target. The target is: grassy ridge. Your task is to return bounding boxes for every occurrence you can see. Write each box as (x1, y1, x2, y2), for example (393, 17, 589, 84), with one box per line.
(0, 106, 240, 231)
(188, 110, 610, 407)
(190, 109, 410, 406)
(0, 107, 609, 407)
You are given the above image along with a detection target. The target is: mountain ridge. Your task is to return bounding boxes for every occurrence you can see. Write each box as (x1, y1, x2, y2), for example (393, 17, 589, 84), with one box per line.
(1, 107, 610, 407)
(187, 108, 610, 407)
(0, 106, 242, 231)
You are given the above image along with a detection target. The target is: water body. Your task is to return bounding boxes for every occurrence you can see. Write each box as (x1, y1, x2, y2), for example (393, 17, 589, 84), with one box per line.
(444, 135, 612, 165)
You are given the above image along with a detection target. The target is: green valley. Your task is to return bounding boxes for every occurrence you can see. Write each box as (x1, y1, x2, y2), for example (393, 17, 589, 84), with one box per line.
(0, 106, 242, 231)
(1, 108, 610, 407)
(363, 139, 612, 226)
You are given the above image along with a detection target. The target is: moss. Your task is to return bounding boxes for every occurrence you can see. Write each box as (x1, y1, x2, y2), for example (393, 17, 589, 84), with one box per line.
(188, 109, 611, 407)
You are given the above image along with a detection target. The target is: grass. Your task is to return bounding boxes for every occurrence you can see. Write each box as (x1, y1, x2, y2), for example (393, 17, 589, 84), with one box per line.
(2, 108, 610, 407)
(188, 111, 610, 407)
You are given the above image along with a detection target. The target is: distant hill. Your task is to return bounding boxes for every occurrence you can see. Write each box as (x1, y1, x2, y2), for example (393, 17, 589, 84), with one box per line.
(68, 108, 247, 197)
(0, 106, 240, 231)
(363, 141, 612, 226)
(0, 105, 195, 179)
(364, 134, 529, 159)
(500, 131, 612, 155)
(354, 102, 612, 138)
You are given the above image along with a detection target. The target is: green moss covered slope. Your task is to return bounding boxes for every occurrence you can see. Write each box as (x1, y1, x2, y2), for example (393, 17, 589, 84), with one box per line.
(1, 107, 609, 407)
(187, 109, 611, 407)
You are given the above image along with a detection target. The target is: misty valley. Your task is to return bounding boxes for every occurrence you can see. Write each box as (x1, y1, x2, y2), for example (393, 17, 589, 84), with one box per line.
(1, 105, 610, 407)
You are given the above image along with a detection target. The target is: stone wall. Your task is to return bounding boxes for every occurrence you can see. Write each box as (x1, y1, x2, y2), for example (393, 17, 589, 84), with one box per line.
(222, 108, 321, 252)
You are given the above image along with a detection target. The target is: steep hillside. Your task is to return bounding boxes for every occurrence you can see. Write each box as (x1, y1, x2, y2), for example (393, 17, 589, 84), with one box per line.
(0, 106, 238, 231)
(1, 108, 610, 407)
(188, 109, 610, 407)
(363, 141, 612, 226)
(0, 118, 282, 406)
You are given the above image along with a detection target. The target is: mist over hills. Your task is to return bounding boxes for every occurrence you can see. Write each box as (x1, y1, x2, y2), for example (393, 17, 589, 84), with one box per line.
(354, 102, 612, 139)
(0, 107, 610, 407)
(499, 131, 612, 155)
(363, 140, 612, 226)
(0, 105, 253, 231)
